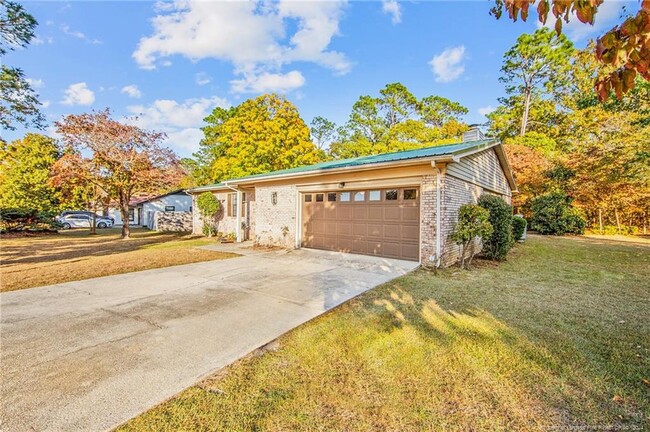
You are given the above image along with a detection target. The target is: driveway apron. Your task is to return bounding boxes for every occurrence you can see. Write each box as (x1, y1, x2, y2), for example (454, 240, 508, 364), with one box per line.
(1, 248, 417, 432)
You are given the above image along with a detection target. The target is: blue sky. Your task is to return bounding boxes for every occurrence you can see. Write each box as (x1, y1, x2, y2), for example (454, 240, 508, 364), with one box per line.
(5, 0, 633, 157)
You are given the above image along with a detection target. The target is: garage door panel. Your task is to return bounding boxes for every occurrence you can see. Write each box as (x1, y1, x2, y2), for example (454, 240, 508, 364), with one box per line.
(401, 244, 419, 260)
(402, 207, 419, 220)
(382, 242, 401, 258)
(338, 238, 353, 252)
(337, 223, 352, 236)
(384, 207, 401, 221)
(367, 223, 383, 237)
(383, 224, 401, 239)
(302, 188, 420, 261)
(401, 225, 419, 241)
(351, 239, 367, 254)
(353, 207, 368, 220)
(353, 223, 367, 236)
(312, 220, 325, 235)
(325, 222, 337, 235)
(337, 206, 352, 220)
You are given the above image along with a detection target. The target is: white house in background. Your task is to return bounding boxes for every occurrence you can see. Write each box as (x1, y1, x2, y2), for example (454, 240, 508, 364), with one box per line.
(108, 190, 192, 227)
(140, 190, 192, 228)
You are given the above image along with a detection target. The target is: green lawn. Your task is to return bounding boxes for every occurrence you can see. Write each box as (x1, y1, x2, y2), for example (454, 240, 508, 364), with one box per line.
(117, 235, 650, 431)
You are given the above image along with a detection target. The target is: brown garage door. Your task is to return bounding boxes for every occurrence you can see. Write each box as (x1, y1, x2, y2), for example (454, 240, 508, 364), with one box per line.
(301, 187, 420, 261)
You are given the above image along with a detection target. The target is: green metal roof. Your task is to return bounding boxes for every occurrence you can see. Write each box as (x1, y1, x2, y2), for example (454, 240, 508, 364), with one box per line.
(191, 139, 496, 191)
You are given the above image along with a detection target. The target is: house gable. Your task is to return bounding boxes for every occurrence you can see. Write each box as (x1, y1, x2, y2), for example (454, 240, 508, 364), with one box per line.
(446, 147, 512, 196)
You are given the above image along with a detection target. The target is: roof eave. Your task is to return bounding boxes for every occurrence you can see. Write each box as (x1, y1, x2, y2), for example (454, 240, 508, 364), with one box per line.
(188, 154, 458, 193)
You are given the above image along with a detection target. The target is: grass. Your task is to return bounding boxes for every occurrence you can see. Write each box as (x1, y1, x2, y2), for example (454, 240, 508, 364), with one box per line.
(0, 228, 237, 292)
(116, 235, 650, 432)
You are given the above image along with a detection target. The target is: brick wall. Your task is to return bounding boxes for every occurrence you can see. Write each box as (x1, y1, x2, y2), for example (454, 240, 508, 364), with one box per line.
(420, 174, 438, 266)
(153, 211, 192, 232)
(191, 192, 238, 236)
(251, 185, 297, 248)
(439, 174, 485, 267)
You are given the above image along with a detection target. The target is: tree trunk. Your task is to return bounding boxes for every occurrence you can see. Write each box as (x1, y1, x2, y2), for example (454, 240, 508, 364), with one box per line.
(598, 208, 603, 235)
(520, 89, 531, 136)
(615, 208, 621, 234)
(90, 185, 97, 235)
(90, 202, 97, 235)
(120, 194, 130, 239)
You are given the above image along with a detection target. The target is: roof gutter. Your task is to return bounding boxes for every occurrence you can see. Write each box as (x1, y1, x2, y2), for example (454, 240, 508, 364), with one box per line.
(190, 155, 458, 193)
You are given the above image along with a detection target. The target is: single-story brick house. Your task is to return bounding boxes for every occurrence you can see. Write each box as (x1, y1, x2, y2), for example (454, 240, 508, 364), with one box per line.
(189, 132, 516, 267)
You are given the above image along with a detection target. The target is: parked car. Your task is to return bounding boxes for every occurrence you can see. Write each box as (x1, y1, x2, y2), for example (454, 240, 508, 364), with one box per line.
(59, 210, 115, 224)
(57, 214, 114, 229)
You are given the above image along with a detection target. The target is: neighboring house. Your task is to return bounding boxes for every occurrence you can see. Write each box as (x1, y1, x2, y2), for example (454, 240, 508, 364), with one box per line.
(108, 190, 192, 228)
(189, 131, 517, 267)
(139, 190, 192, 229)
(108, 202, 143, 226)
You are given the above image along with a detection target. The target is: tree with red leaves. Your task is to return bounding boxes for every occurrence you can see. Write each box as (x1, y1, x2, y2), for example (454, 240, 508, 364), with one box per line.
(55, 109, 182, 239)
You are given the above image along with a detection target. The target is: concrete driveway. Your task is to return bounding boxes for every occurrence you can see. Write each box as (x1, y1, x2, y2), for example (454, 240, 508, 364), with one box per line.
(1, 246, 417, 432)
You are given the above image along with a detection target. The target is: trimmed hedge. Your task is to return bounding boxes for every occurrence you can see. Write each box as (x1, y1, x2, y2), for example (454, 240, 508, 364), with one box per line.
(530, 193, 586, 235)
(0, 208, 62, 233)
(478, 195, 513, 261)
(512, 216, 527, 242)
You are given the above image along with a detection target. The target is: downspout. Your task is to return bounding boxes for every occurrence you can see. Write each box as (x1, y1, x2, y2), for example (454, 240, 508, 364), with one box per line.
(224, 182, 242, 242)
(431, 162, 443, 268)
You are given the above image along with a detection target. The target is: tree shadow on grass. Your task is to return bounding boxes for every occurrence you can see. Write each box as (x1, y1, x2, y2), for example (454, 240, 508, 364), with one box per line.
(364, 282, 644, 430)
(0, 231, 186, 267)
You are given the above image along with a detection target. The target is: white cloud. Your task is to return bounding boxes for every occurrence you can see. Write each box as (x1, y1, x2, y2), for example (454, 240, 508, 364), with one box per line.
(26, 78, 44, 89)
(195, 72, 211, 86)
(133, 0, 350, 93)
(61, 24, 102, 44)
(165, 128, 206, 153)
(536, 1, 628, 41)
(42, 100, 51, 109)
(61, 82, 95, 106)
(478, 105, 496, 116)
(429, 46, 466, 83)
(32, 35, 54, 45)
(230, 70, 305, 93)
(126, 96, 230, 155)
(382, 0, 402, 24)
(121, 84, 142, 99)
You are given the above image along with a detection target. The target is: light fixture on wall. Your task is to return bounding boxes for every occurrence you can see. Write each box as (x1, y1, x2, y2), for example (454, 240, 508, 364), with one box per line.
(271, 192, 278, 205)
(338, 182, 345, 189)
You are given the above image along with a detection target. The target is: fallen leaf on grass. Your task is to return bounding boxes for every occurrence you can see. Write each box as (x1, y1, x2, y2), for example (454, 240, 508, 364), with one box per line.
(642, 379, 650, 388)
(612, 395, 624, 403)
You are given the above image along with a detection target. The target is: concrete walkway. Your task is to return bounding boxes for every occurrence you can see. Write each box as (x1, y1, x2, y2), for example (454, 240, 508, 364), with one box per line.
(1, 246, 418, 432)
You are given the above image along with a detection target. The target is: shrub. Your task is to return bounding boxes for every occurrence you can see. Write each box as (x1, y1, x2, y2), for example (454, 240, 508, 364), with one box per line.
(0, 208, 61, 233)
(586, 225, 639, 236)
(450, 204, 493, 269)
(197, 192, 222, 237)
(478, 195, 514, 261)
(512, 216, 527, 242)
(530, 192, 586, 235)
